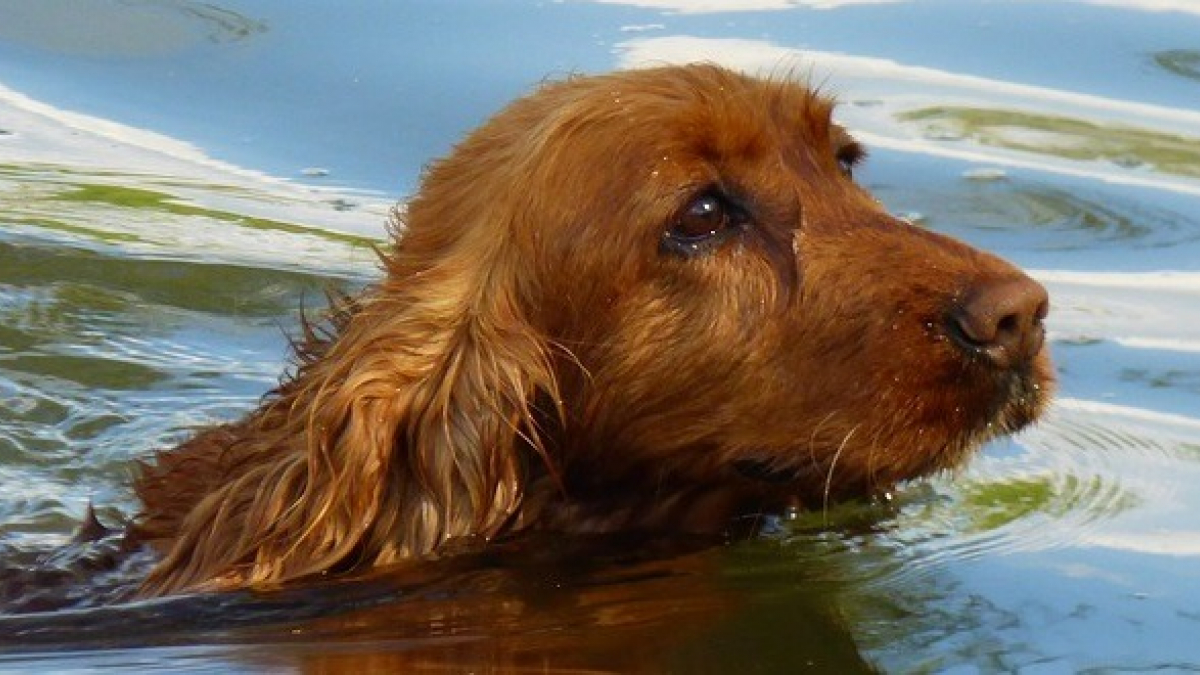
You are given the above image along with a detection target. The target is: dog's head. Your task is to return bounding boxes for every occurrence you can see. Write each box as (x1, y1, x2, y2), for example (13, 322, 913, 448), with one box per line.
(388, 65, 1052, 515)
(145, 65, 1054, 594)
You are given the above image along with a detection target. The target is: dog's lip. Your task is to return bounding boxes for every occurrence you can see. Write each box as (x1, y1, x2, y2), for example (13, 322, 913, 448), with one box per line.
(733, 458, 800, 484)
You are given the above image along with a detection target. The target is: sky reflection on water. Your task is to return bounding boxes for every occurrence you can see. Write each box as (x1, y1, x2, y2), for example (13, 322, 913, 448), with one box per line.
(1, 0, 1199, 671)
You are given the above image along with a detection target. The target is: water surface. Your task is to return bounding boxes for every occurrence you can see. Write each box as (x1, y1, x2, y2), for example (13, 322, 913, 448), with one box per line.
(1, 0, 1199, 672)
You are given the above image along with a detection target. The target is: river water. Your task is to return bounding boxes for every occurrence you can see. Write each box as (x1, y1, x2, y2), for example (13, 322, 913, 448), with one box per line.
(1, 1, 1198, 672)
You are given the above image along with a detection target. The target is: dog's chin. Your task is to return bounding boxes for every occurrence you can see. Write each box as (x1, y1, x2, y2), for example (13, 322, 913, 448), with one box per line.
(970, 361, 1053, 447)
(731, 368, 1052, 504)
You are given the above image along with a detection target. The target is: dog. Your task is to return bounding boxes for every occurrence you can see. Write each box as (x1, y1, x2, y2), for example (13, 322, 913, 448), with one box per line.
(130, 64, 1053, 596)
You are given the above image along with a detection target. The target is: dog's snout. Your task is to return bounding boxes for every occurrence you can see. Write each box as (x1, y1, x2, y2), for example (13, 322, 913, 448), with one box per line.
(948, 276, 1049, 368)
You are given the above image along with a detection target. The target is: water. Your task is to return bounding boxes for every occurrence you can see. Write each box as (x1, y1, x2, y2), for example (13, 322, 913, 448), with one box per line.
(1, 0, 1199, 671)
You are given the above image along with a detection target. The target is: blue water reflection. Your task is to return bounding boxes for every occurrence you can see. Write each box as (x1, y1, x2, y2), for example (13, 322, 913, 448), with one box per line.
(2, 0, 1199, 671)
(2, 1, 1198, 194)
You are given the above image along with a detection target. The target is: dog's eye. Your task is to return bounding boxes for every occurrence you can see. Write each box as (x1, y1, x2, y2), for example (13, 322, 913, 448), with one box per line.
(662, 191, 747, 256)
(676, 193, 729, 238)
(836, 141, 866, 179)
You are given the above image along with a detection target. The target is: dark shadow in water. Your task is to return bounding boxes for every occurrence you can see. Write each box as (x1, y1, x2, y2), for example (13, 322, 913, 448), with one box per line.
(1153, 49, 1200, 83)
(0, 0, 265, 57)
(0, 531, 875, 672)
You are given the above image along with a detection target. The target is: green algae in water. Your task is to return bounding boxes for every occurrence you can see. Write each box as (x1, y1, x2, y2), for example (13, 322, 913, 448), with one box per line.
(899, 106, 1200, 179)
(52, 184, 378, 248)
(959, 475, 1139, 532)
(7, 216, 145, 245)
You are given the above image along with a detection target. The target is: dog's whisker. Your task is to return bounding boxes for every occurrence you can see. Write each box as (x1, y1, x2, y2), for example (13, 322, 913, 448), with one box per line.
(822, 425, 859, 525)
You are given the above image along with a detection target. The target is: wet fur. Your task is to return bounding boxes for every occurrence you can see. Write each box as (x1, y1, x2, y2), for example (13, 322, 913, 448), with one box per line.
(132, 65, 1053, 596)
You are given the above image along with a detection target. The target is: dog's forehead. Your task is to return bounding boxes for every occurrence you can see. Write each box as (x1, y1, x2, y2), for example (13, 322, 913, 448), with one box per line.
(612, 68, 838, 164)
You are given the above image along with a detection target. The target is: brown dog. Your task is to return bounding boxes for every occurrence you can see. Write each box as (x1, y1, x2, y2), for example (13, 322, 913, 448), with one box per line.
(131, 64, 1053, 596)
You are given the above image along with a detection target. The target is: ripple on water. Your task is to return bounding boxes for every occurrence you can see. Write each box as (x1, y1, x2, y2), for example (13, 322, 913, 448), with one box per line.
(877, 175, 1200, 254)
(0, 221, 365, 575)
(820, 398, 1200, 591)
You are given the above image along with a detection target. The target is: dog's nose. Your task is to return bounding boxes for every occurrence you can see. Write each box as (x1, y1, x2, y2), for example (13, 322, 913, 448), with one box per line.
(948, 276, 1049, 368)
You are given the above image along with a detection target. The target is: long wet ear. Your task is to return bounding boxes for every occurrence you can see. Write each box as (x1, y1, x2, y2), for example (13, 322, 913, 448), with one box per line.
(352, 120, 570, 561)
(140, 175, 563, 597)
(352, 215, 563, 560)
(136, 79, 588, 596)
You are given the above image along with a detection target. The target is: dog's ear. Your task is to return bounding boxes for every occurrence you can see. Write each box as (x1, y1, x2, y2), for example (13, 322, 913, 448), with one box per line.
(138, 88, 578, 596)
(279, 209, 564, 568)
(140, 209, 562, 596)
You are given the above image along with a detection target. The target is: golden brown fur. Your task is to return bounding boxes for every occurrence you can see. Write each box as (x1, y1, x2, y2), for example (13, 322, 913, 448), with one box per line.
(132, 64, 1053, 596)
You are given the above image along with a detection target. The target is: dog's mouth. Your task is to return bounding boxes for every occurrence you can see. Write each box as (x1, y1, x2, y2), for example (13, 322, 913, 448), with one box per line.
(727, 351, 1053, 506)
(733, 459, 800, 485)
(733, 388, 1050, 490)
(978, 362, 1053, 437)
